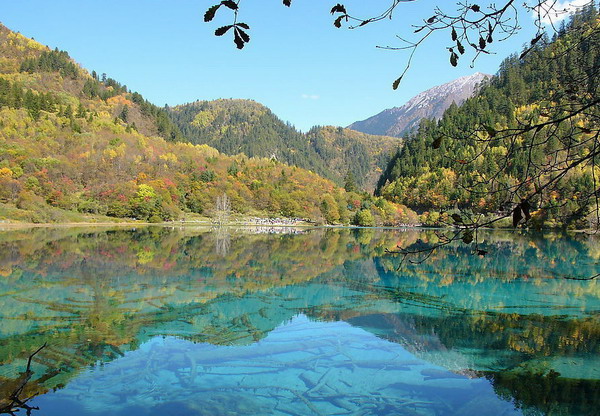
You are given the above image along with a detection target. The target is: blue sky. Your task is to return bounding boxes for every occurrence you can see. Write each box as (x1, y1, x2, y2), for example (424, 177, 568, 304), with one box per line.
(2, 0, 549, 131)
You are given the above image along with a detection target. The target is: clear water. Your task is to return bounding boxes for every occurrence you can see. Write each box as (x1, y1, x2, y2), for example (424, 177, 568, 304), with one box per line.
(0, 226, 598, 415)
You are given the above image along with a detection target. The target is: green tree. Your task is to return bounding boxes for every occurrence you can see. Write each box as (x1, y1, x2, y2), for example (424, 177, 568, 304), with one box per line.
(344, 170, 358, 193)
(320, 193, 340, 224)
(76, 103, 86, 118)
(353, 209, 375, 227)
(119, 105, 129, 123)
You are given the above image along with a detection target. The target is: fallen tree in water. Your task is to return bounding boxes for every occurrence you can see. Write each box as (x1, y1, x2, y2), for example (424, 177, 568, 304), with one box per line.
(0, 344, 46, 416)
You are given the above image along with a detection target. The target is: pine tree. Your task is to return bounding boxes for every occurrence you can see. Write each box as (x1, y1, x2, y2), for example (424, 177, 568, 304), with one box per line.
(119, 105, 129, 123)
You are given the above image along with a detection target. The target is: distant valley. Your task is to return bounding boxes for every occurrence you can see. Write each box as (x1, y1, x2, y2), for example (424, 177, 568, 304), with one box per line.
(166, 99, 400, 191)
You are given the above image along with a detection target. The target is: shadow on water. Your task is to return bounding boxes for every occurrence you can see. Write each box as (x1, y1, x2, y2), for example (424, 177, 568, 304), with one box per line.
(0, 226, 598, 415)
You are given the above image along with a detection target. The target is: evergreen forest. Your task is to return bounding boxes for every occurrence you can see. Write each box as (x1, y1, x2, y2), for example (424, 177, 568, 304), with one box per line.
(377, 5, 600, 229)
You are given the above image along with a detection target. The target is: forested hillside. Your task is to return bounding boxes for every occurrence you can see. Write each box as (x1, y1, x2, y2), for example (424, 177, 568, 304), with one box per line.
(0, 24, 415, 225)
(167, 100, 400, 190)
(305, 125, 399, 191)
(377, 5, 600, 229)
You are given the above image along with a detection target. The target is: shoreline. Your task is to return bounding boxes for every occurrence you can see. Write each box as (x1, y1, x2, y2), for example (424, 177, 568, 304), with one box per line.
(0, 219, 317, 230)
(0, 220, 594, 234)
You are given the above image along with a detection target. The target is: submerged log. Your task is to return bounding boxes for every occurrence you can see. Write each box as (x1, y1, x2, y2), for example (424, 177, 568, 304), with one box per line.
(0, 343, 47, 415)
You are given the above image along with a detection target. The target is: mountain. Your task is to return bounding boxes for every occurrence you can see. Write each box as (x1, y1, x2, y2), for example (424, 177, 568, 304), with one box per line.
(349, 72, 491, 137)
(305, 126, 400, 192)
(376, 5, 599, 229)
(167, 100, 400, 191)
(0, 23, 415, 225)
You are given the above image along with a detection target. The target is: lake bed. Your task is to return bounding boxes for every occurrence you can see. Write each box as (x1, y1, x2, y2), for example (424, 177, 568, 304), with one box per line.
(0, 226, 598, 415)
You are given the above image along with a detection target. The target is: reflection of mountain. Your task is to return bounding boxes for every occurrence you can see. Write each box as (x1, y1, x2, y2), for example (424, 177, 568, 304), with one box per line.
(30, 316, 522, 416)
(0, 227, 599, 415)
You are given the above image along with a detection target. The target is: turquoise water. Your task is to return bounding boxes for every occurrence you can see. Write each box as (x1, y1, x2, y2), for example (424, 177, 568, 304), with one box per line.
(0, 226, 598, 415)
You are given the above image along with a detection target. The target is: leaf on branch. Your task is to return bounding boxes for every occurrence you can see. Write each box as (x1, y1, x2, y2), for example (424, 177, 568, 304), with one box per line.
(451, 27, 457, 41)
(519, 48, 531, 60)
(359, 19, 372, 27)
(462, 230, 474, 244)
(484, 125, 497, 137)
(236, 27, 250, 43)
(479, 36, 486, 50)
(215, 25, 233, 36)
(283, 0, 292, 6)
(427, 16, 436, 24)
(204, 4, 220, 22)
(221, 0, 238, 10)
(233, 27, 248, 49)
(234, 32, 244, 49)
(331, 4, 347, 14)
(531, 33, 544, 46)
(450, 51, 458, 67)
(477, 249, 488, 256)
(414, 26, 426, 33)
(457, 40, 465, 55)
(237, 22, 250, 29)
(432, 135, 443, 149)
(334, 15, 344, 28)
(512, 205, 523, 227)
(471, 4, 481, 12)
(451, 213, 463, 224)
(392, 76, 403, 90)
(487, 22, 494, 43)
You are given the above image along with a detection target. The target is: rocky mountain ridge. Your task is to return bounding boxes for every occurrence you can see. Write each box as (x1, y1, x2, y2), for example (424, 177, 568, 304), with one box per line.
(349, 72, 491, 137)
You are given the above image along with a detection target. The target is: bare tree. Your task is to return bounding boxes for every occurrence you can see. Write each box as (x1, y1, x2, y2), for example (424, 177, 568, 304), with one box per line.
(213, 226, 231, 256)
(214, 193, 231, 225)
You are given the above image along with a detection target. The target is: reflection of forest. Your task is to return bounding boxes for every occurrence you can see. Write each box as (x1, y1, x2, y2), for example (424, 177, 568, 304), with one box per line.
(0, 226, 598, 415)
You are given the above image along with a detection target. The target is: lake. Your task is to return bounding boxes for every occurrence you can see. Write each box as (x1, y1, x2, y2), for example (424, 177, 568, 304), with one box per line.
(0, 226, 598, 415)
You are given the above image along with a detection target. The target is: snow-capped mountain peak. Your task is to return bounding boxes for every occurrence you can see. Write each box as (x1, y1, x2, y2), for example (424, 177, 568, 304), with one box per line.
(349, 73, 491, 137)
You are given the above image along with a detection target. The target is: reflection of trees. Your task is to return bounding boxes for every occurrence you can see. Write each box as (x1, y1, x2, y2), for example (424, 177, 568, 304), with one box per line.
(0, 227, 370, 385)
(345, 309, 600, 370)
(0, 226, 598, 415)
(486, 370, 600, 416)
(212, 226, 231, 256)
(380, 230, 600, 285)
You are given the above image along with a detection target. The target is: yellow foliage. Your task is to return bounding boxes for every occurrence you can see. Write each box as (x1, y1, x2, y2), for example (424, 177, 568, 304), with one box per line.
(0, 167, 13, 178)
(192, 110, 217, 128)
(491, 146, 508, 156)
(107, 95, 134, 107)
(103, 148, 118, 159)
(7, 32, 45, 51)
(159, 152, 178, 164)
(0, 57, 18, 72)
